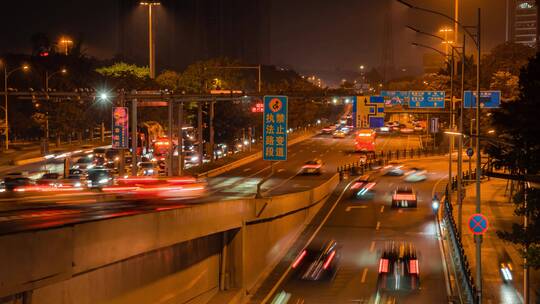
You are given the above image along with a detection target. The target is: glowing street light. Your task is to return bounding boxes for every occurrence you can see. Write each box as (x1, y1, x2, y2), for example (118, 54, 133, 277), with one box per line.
(59, 37, 73, 55)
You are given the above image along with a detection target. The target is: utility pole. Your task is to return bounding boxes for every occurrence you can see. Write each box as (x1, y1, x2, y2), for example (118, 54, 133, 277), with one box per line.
(167, 99, 173, 176)
(209, 100, 215, 162)
(524, 182, 530, 303)
(474, 8, 482, 303)
(448, 48, 455, 206)
(197, 102, 203, 167)
(178, 101, 184, 176)
(140, 1, 160, 78)
(130, 98, 138, 177)
(457, 33, 466, 235)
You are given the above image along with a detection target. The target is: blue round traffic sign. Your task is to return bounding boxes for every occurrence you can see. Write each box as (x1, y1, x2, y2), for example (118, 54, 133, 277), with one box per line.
(468, 213, 488, 235)
(466, 147, 474, 157)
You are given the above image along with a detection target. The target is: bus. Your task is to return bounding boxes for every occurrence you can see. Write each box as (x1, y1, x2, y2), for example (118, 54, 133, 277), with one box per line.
(355, 129, 376, 153)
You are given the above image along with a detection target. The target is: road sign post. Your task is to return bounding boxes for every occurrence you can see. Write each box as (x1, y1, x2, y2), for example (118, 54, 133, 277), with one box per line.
(257, 96, 288, 198)
(468, 213, 489, 235)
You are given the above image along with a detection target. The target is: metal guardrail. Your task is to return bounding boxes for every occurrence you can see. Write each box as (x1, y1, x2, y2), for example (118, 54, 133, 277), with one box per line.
(442, 185, 477, 304)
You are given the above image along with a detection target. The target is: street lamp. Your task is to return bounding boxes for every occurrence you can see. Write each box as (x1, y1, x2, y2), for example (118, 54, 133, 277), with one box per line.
(1, 62, 29, 150)
(399, 0, 483, 301)
(439, 27, 453, 55)
(43, 68, 68, 145)
(59, 37, 73, 55)
(140, 1, 161, 79)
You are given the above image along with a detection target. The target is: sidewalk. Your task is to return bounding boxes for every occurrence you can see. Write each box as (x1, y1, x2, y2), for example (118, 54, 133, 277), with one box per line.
(456, 179, 535, 304)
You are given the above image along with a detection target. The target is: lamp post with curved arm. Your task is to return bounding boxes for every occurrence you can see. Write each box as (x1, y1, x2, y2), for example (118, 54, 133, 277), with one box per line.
(399, 1, 483, 302)
(409, 26, 468, 237)
(1, 62, 30, 150)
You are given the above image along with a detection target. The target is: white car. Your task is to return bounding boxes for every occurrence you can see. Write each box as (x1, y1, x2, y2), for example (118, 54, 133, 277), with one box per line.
(404, 168, 427, 182)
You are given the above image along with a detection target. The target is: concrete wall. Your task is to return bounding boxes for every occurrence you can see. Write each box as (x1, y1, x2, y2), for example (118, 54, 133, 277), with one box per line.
(32, 233, 222, 304)
(0, 174, 339, 304)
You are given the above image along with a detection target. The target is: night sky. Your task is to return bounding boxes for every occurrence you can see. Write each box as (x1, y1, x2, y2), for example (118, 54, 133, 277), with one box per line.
(0, 0, 506, 82)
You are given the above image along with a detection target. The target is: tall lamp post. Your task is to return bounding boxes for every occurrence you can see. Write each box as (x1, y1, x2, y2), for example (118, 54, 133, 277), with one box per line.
(408, 26, 467, 235)
(44, 68, 67, 142)
(398, 1, 482, 302)
(1, 62, 30, 150)
(140, 1, 161, 79)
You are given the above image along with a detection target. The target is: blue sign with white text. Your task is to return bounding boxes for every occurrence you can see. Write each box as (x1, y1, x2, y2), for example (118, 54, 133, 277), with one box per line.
(463, 91, 501, 108)
(408, 91, 445, 108)
(381, 91, 410, 105)
(263, 96, 288, 161)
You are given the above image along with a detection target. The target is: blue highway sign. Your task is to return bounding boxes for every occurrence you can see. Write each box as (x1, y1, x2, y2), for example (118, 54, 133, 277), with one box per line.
(463, 91, 501, 108)
(381, 91, 410, 106)
(408, 91, 445, 108)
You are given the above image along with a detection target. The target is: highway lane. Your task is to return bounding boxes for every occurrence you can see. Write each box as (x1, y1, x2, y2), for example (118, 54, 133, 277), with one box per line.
(0, 133, 423, 235)
(262, 157, 451, 304)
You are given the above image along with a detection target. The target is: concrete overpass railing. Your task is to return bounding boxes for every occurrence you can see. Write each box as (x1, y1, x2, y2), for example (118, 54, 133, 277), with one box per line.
(0, 174, 339, 304)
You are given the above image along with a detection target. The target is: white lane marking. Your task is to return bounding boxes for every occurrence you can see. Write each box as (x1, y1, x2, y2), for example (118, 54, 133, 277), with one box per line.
(243, 168, 252, 172)
(261, 180, 357, 304)
(290, 153, 297, 158)
(376, 221, 381, 230)
(380, 205, 384, 213)
(345, 205, 368, 212)
(361, 268, 368, 283)
(369, 241, 376, 252)
(319, 153, 324, 157)
(277, 169, 286, 173)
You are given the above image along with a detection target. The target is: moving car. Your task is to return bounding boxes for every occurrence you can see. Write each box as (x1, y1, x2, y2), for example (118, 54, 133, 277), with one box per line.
(72, 156, 94, 171)
(383, 163, 405, 176)
(332, 130, 346, 138)
(3, 172, 33, 191)
(404, 167, 427, 182)
(351, 178, 376, 200)
(86, 167, 113, 188)
(321, 126, 334, 135)
(378, 242, 420, 291)
(391, 187, 418, 208)
(291, 240, 339, 281)
(37, 173, 62, 186)
(301, 159, 323, 175)
(138, 162, 157, 176)
(500, 262, 513, 283)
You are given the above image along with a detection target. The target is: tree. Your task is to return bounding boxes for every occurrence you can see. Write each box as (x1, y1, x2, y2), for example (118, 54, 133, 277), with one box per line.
(156, 70, 181, 91)
(178, 58, 243, 94)
(96, 62, 149, 79)
(95, 62, 154, 90)
(481, 42, 535, 87)
(490, 71, 519, 102)
(490, 53, 540, 267)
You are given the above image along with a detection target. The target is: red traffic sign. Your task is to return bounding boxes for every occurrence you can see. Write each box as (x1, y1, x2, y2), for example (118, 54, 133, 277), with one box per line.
(468, 213, 488, 235)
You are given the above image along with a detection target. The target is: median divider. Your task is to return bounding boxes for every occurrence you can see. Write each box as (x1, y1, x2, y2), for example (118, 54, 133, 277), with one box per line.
(196, 131, 315, 179)
(12, 156, 45, 166)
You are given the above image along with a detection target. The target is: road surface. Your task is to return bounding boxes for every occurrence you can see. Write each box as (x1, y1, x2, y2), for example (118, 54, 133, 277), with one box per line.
(253, 157, 452, 303)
